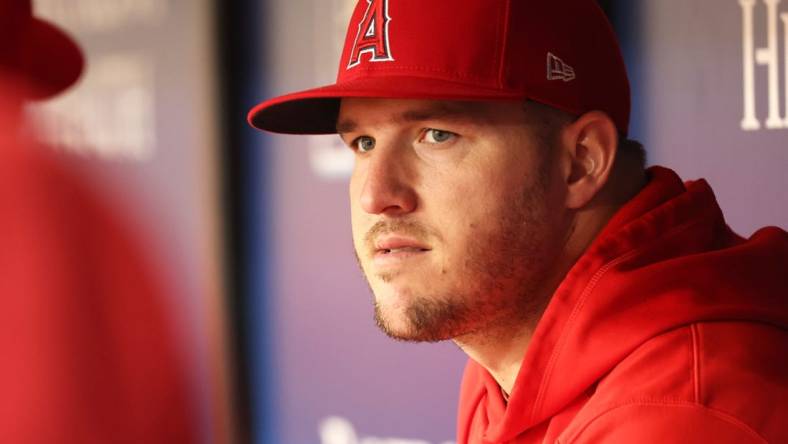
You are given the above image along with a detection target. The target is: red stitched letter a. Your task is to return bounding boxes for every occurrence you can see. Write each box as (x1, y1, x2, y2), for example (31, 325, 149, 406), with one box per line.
(347, 0, 394, 69)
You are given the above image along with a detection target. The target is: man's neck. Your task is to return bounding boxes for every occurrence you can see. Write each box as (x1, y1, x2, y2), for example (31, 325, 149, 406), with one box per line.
(450, 241, 576, 395)
(453, 315, 539, 396)
(453, 167, 647, 396)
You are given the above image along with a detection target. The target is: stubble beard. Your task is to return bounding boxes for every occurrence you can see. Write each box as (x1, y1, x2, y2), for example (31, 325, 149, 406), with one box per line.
(358, 166, 557, 343)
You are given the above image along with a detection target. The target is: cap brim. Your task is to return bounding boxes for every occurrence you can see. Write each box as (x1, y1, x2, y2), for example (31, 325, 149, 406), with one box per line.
(18, 18, 84, 100)
(248, 76, 526, 135)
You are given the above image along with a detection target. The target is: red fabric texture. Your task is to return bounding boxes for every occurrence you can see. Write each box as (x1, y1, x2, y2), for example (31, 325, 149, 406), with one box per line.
(457, 167, 788, 443)
(0, 89, 197, 443)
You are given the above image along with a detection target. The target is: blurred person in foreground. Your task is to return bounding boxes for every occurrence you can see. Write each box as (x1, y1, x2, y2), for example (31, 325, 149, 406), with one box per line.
(248, 0, 788, 442)
(0, 1, 197, 442)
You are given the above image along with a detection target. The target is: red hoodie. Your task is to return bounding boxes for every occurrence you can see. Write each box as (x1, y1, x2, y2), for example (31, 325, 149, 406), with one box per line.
(457, 167, 788, 444)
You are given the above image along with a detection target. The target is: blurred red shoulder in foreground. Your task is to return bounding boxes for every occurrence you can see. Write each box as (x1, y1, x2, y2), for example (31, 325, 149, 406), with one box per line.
(0, 71, 198, 444)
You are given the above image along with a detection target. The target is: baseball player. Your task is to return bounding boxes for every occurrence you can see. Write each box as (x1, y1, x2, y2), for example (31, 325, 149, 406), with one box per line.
(249, 0, 788, 442)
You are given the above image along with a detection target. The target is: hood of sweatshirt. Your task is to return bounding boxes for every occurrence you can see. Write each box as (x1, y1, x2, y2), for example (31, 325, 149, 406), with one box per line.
(459, 166, 788, 442)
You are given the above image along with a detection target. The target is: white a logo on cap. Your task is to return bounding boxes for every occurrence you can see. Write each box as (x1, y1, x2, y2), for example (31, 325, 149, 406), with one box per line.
(547, 52, 576, 82)
(347, 0, 394, 69)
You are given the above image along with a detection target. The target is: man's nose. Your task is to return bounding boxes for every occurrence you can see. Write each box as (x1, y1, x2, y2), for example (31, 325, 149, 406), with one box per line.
(358, 146, 417, 216)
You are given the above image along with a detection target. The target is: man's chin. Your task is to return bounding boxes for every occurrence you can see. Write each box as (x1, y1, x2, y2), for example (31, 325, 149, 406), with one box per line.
(374, 317, 450, 343)
(372, 299, 463, 343)
(373, 301, 412, 339)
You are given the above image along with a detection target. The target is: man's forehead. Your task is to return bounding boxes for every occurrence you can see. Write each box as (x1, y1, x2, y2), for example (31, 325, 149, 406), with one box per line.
(336, 98, 524, 133)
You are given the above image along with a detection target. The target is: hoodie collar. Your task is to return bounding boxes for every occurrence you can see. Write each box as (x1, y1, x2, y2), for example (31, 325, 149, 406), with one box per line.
(478, 166, 788, 442)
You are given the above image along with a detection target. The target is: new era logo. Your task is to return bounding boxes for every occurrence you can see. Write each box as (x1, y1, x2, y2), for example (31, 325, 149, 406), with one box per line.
(547, 52, 575, 82)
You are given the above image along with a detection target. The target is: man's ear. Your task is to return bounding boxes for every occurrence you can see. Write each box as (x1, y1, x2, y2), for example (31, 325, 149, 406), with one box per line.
(559, 111, 618, 209)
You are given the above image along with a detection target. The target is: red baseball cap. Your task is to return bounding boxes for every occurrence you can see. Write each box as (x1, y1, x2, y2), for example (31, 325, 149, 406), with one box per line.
(0, 0, 84, 100)
(248, 0, 630, 136)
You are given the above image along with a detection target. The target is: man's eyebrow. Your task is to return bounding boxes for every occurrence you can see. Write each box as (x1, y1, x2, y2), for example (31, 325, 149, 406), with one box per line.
(400, 103, 482, 123)
(336, 102, 486, 134)
(336, 120, 357, 134)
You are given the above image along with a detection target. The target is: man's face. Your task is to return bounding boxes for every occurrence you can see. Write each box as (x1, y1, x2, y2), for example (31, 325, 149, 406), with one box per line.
(339, 99, 569, 342)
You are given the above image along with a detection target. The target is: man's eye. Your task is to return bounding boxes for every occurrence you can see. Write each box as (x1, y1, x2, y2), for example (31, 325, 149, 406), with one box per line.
(353, 136, 376, 153)
(421, 129, 456, 144)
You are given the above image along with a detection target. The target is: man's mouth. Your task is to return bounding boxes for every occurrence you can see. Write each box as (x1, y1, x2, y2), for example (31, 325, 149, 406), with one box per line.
(375, 235, 431, 254)
(371, 236, 432, 267)
(380, 247, 430, 254)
